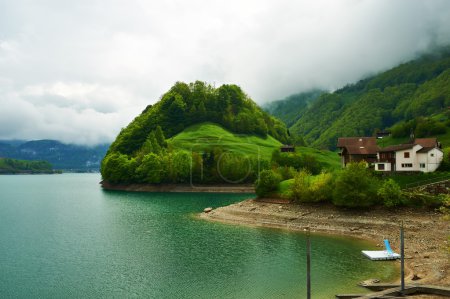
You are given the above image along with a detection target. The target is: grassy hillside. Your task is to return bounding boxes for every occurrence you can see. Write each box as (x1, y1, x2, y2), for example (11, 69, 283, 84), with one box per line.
(168, 123, 281, 160)
(101, 82, 290, 185)
(167, 121, 341, 170)
(285, 47, 450, 149)
(108, 81, 289, 156)
(296, 146, 340, 171)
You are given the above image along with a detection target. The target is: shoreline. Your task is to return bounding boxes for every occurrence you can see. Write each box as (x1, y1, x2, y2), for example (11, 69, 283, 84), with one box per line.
(199, 198, 449, 289)
(100, 181, 255, 193)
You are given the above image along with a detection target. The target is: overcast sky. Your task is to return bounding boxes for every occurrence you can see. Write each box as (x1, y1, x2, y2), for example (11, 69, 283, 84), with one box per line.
(1, 0, 450, 145)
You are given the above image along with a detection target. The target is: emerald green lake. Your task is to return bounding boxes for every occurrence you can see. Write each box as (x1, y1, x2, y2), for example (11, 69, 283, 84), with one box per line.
(0, 174, 397, 298)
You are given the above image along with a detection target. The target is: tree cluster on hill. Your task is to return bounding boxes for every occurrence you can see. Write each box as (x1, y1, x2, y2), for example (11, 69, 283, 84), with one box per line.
(108, 81, 289, 156)
(390, 115, 448, 139)
(102, 126, 264, 185)
(282, 47, 450, 149)
(102, 82, 290, 185)
(0, 158, 56, 174)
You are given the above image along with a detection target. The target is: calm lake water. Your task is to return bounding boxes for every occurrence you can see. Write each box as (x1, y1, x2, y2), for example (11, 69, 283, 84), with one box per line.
(0, 174, 397, 298)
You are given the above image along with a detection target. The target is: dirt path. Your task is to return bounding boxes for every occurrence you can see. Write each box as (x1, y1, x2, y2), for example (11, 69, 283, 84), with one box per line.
(200, 198, 449, 288)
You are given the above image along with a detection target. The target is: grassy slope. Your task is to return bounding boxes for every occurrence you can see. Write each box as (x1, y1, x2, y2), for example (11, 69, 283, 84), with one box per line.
(276, 148, 340, 198)
(296, 146, 341, 171)
(168, 122, 282, 160)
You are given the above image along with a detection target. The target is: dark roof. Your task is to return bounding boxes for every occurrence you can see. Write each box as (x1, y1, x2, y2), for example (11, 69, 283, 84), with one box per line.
(379, 144, 415, 152)
(337, 137, 379, 155)
(417, 147, 433, 153)
(414, 138, 437, 148)
(379, 138, 439, 153)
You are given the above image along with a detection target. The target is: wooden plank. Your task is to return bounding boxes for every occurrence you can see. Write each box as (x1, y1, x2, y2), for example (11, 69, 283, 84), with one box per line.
(358, 283, 400, 292)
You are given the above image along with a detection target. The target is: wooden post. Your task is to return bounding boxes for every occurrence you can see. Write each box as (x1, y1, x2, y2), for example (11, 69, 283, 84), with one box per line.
(306, 229, 311, 299)
(401, 221, 405, 293)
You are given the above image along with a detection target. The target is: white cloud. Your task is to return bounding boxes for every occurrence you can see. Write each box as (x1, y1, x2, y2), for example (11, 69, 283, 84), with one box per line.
(0, 82, 143, 145)
(0, 0, 449, 144)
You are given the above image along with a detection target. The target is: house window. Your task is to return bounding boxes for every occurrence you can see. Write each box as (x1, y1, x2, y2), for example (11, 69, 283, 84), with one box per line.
(378, 164, 385, 170)
(404, 152, 410, 158)
(401, 163, 413, 168)
(420, 163, 425, 168)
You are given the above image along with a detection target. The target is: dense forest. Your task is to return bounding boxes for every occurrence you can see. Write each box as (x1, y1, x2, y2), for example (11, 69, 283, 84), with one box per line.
(273, 47, 450, 149)
(0, 158, 56, 174)
(101, 82, 290, 185)
(264, 89, 325, 127)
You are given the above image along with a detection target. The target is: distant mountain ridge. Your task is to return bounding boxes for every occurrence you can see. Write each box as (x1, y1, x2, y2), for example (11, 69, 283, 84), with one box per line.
(271, 47, 450, 149)
(0, 140, 109, 171)
(264, 89, 325, 127)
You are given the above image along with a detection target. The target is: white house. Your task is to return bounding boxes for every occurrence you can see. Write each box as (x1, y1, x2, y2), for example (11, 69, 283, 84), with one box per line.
(374, 138, 443, 173)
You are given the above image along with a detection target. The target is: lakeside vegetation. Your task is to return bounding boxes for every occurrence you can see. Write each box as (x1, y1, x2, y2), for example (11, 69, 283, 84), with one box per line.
(0, 157, 58, 174)
(256, 161, 449, 209)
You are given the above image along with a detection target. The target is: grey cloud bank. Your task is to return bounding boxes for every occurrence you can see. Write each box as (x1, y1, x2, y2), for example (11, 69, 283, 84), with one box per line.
(0, 0, 449, 145)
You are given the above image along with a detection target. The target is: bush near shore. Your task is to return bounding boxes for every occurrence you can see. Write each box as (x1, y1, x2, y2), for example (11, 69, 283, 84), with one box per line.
(255, 161, 449, 209)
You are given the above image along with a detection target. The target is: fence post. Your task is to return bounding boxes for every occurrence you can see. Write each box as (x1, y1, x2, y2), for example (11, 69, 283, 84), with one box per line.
(306, 229, 311, 299)
(401, 221, 405, 293)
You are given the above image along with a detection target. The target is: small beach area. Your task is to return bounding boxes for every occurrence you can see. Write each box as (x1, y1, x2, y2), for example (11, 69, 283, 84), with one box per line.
(200, 198, 449, 291)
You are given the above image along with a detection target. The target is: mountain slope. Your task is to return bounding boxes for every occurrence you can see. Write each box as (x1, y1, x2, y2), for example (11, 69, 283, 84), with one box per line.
(0, 140, 109, 171)
(288, 47, 450, 149)
(264, 90, 324, 127)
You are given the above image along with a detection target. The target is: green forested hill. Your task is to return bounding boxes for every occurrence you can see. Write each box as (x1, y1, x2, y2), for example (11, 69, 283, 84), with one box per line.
(264, 90, 325, 127)
(108, 81, 289, 155)
(286, 47, 450, 149)
(0, 158, 55, 174)
(101, 82, 290, 185)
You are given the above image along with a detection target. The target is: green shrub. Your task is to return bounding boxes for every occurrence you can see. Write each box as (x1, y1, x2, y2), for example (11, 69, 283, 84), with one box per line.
(255, 169, 282, 197)
(272, 151, 322, 174)
(377, 179, 403, 207)
(332, 162, 380, 207)
(277, 166, 297, 180)
(309, 172, 334, 202)
(290, 170, 333, 203)
(438, 147, 450, 171)
(440, 195, 450, 221)
(402, 191, 443, 208)
(291, 170, 313, 202)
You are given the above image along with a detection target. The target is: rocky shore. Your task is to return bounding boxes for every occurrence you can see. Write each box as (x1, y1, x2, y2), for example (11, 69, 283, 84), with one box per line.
(200, 198, 449, 290)
(101, 181, 255, 193)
